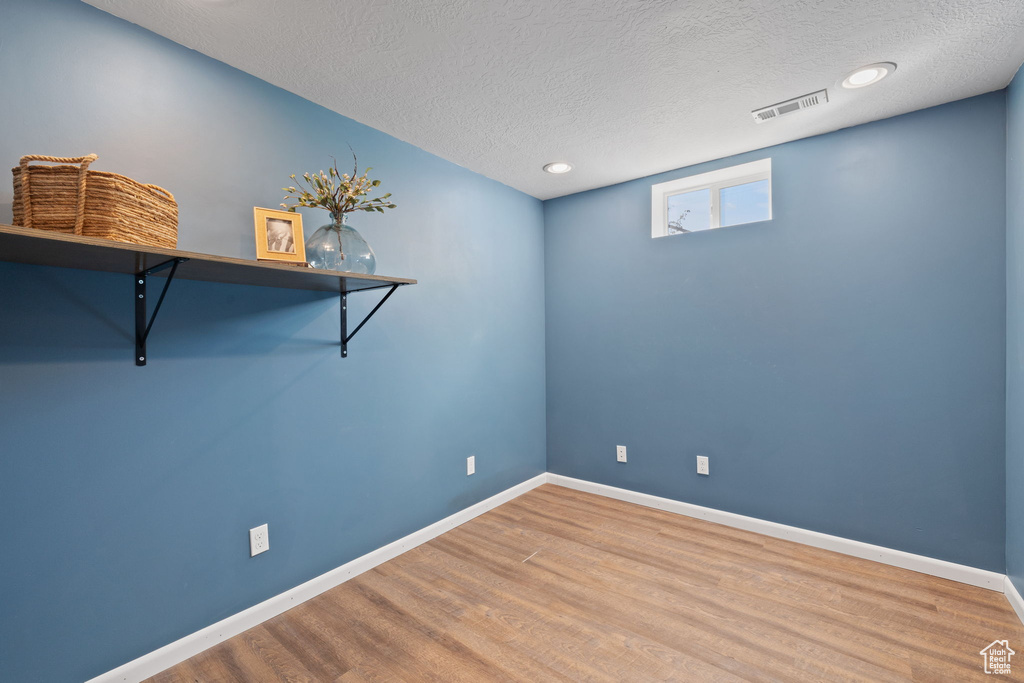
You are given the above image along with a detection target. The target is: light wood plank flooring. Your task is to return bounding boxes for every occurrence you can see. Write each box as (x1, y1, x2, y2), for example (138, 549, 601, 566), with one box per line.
(148, 484, 1024, 682)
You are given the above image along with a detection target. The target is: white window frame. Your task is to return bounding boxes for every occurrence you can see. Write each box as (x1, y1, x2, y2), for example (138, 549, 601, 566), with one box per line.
(651, 158, 772, 237)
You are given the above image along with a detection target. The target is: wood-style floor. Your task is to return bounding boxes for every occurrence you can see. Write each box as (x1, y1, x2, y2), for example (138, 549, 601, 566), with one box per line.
(148, 485, 1024, 682)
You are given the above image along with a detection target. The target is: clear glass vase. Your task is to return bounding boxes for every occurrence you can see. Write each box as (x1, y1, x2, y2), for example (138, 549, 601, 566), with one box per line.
(304, 213, 376, 274)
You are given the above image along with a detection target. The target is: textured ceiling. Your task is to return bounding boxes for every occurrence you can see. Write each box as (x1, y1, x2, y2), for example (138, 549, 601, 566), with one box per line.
(84, 0, 1024, 199)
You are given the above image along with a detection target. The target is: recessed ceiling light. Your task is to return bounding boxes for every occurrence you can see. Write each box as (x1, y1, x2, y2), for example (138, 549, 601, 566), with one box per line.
(543, 162, 573, 174)
(841, 62, 896, 89)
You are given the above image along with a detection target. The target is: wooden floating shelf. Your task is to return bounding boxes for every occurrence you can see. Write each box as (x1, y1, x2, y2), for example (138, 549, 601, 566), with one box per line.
(0, 223, 417, 364)
(0, 223, 416, 293)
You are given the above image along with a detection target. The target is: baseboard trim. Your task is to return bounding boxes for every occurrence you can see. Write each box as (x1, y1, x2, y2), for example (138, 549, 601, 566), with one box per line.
(1005, 576, 1024, 626)
(87, 473, 548, 683)
(546, 473, 1005, 592)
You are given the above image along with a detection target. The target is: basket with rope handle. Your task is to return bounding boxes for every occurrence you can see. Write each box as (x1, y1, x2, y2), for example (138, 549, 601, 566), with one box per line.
(12, 154, 177, 248)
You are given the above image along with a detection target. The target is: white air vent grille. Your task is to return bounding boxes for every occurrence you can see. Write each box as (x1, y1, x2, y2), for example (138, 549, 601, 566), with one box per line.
(752, 89, 829, 123)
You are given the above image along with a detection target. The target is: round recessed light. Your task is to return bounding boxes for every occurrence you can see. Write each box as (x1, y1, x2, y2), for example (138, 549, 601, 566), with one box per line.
(841, 62, 896, 89)
(543, 162, 573, 174)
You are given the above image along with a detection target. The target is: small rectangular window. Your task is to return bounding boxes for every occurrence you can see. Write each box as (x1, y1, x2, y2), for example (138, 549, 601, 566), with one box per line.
(651, 159, 771, 237)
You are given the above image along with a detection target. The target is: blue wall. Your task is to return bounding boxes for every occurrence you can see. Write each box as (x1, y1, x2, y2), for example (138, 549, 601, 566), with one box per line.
(1008, 66, 1024, 596)
(0, 1, 546, 681)
(545, 94, 1007, 571)
(1, 1, 1019, 680)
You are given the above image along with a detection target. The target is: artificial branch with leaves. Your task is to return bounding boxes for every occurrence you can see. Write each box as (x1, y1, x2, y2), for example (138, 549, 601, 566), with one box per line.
(282, 153, 396, 217)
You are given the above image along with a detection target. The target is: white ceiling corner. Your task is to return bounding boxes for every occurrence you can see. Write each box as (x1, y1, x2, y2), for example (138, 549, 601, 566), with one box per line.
(83, 0, 1024, 200)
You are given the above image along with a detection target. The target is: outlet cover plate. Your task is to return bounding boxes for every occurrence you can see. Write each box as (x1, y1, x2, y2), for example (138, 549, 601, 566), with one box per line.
(697, 455, 709, 476)
(467, 455, 476, 476)
(616, 445, 627, 463)
(250, 523, 269, 557)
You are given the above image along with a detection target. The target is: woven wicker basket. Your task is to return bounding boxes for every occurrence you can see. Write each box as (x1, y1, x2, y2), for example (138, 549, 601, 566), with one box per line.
(12, 154, 177, 248)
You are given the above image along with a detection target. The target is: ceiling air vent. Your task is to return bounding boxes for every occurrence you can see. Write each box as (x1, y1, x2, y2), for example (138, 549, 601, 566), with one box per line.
(752, 89, 828, 123)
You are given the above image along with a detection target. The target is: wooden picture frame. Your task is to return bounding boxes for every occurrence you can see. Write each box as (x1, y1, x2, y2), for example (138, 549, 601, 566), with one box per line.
(254, 207, 306, 264)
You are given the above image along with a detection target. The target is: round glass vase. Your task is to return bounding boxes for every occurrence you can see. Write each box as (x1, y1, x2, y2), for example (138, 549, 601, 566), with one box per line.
(305, 213, 376, 274)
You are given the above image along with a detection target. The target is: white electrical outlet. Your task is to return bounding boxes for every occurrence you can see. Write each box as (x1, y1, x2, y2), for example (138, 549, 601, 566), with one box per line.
(696, 455, 709, 476)
(249, 523, 269, 557)
(616, 445, 627, 463)
(467, 455, 476, 476)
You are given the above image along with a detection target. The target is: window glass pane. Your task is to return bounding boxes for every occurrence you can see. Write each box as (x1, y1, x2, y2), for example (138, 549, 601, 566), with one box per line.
(666, 188, 711, 234)
(720, 179, 771, 227)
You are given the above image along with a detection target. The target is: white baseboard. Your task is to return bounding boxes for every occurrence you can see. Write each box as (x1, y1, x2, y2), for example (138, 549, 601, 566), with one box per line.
(546, 474, 1006, 592)
(87, 474, 548, 683)
(1005, 576, 1024, 626)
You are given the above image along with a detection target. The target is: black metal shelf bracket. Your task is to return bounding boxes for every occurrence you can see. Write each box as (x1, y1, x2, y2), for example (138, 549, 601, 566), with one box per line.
(341, 284, 400, 358)
(135, 258, 188, 366)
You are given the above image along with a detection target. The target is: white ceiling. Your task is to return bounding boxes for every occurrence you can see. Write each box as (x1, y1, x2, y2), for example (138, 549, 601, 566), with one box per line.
(85, 0, 1024, 200)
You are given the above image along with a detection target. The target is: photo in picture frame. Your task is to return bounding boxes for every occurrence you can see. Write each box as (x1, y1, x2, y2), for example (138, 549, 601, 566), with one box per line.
(253, 207, 307, 264)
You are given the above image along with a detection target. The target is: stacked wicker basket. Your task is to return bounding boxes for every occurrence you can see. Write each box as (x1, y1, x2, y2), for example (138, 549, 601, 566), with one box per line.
(11, 154, 178, 248)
